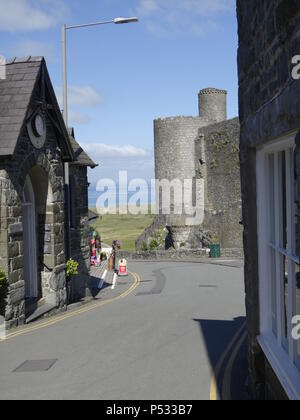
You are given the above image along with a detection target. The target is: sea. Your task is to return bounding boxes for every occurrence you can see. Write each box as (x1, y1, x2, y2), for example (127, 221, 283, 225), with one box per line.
(88, 184, 155, 209)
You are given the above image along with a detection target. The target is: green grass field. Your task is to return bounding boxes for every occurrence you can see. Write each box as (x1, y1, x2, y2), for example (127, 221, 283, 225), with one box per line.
(90, 207, 154, 251)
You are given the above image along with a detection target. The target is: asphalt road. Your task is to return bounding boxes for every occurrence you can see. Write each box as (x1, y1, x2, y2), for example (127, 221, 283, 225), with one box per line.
(0, 261, 247, 400)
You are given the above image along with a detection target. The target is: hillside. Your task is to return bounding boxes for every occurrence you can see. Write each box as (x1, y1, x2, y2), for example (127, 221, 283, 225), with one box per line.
(90, 207, 154, 251)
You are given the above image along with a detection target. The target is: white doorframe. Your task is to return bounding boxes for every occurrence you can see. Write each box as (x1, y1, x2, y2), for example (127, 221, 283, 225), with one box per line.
(22, 176, 38, 299)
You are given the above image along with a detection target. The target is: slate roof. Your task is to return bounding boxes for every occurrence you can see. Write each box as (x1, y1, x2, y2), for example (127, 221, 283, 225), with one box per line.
(68, 127, 97, 169)
(0, 57, 97, 168)
(0, 56, 43, 157)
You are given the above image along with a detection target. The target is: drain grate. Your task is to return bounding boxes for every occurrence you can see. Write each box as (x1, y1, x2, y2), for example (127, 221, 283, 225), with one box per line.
(13, 359, 57, 373)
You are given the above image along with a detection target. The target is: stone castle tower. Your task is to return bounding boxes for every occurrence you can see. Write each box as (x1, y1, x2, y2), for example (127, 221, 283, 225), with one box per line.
(138, 88, 242, 252)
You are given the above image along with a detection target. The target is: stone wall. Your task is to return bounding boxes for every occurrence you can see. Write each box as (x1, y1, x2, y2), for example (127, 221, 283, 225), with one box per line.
(154, 115, 208, 182)
(117, 248, 244, 261)
(117, 249, 208, 261)
(154, 88, 228, 229)
(237, 0, 300, 400)
(237, 0, 300, 146)
(196, 117, 243, 248)
(0, 115, 67, 328)
(198, 88, 227, 123)
(69, 165, 90, 301)
(154, 116, 207, 219)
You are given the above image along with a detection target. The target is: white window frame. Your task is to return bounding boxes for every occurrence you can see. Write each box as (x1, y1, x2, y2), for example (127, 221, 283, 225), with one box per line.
(256, 131, 300, 400)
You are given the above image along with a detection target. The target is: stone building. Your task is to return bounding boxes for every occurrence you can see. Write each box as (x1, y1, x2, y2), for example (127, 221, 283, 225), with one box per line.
(68, 128, 97, 303)
(0, 57, 96, 328)
(237, 0, 300, 399)
(138, 88, 242, 252)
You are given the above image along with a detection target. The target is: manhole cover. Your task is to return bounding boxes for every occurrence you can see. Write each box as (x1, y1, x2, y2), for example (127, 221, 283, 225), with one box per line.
(14, 359, 57, 373)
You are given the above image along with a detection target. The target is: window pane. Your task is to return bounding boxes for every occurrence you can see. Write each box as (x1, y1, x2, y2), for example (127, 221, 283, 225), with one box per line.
(296, 265, 300, 369)
(290, 147, 297, 257)
(268, 154, 275, 243)
(282, 254, 288, 350)
(270, 248, 277, 336)
(280, 151, 288, 250)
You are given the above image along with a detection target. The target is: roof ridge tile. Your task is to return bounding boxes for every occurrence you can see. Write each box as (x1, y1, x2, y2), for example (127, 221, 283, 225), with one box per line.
(6, 56, 44, 65)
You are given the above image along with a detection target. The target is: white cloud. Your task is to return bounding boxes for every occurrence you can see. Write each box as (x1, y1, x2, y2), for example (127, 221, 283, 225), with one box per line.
(56, 85, 103, 108)
(82, 143, 153, 159)
(138, 0, 232, 16)
(178, 0, 233, 15)
(86, 144, 154, 186)
(68, 110, 90, 125)
(146, 22, 169, 38)
(55, 85, 103, 125)
(135, 0, 234, 37)
(137, 0, 161, 16)
(68, 86, 103, 107)
(0, 0, 69, 32)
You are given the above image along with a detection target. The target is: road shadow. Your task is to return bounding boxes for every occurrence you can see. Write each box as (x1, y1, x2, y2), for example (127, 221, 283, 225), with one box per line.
(88, 276, 112, 298)
(193, 316, 249, 400)
(136, 269, 166, 296)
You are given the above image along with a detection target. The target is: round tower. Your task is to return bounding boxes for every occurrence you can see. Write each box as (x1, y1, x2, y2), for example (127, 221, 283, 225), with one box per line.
(154, 116, 205, 247)
(198, 87, 227, 122)
(152, 87, 227, 249)
(154, 116, 202, 185)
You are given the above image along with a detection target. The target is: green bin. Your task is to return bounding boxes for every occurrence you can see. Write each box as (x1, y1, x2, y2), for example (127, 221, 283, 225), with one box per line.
(210, 244, 221, 258)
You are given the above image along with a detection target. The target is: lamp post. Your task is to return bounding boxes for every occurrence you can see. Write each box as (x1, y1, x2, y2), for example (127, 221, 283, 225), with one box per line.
(61, 17, 138, 256)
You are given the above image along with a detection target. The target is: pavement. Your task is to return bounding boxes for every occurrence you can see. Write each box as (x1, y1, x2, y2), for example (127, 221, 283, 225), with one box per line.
(0, 260, 248, 400)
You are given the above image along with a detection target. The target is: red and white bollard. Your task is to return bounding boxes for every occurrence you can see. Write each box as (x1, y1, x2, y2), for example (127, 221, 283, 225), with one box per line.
(118, 259, 128, 277)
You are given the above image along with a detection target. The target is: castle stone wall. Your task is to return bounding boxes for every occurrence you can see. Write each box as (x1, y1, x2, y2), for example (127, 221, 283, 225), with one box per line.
(150, 87, 242, 251)
(196, 117, 243, 249)
(154, 116, 206, 182)
(154, 116, 208, 232)
(198, 88, 227, 123)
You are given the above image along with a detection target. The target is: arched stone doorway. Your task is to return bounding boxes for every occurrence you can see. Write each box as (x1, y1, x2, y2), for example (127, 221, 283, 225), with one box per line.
(22, 165, 55, 316)
(22, 176, 38, 299)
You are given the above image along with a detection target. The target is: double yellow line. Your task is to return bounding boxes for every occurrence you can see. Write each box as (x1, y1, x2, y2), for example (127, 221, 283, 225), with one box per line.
(1, 272, 140, 342)
(210, 321, 247, 401)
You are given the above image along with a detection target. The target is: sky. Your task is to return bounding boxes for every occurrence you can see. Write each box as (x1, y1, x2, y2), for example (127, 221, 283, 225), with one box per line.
(0, 0, 238, 187)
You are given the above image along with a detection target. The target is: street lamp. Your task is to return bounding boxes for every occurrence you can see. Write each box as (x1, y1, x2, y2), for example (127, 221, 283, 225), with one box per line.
(61, 17, 139, 256)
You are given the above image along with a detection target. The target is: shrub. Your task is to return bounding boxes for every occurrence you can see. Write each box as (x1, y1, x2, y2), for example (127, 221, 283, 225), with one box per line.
(0, 268, 8, 317)
(66, 259, 79, 281)
(149, 239, 159, 250)
(210, 233, 220, 244)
